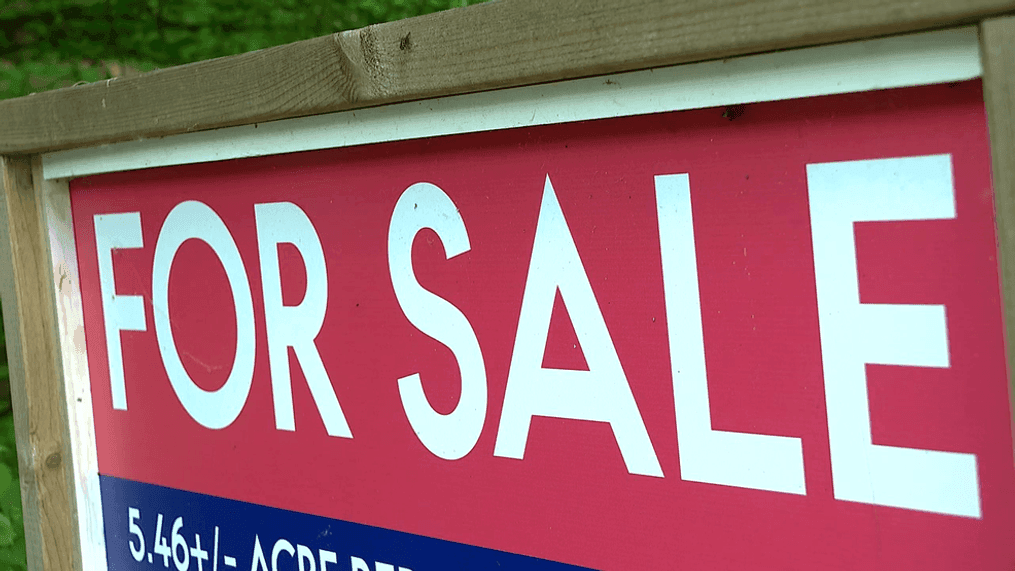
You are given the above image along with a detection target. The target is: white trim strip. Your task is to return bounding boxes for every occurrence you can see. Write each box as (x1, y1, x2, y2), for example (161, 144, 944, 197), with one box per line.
(41, 176, 108, 570)
(43, 26, 981, 180)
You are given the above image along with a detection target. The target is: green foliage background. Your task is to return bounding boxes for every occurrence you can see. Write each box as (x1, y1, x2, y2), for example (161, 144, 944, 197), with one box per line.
(0, 1, 485, 568)
(0, 309, 25, 571)
(1, 0, 484, 98)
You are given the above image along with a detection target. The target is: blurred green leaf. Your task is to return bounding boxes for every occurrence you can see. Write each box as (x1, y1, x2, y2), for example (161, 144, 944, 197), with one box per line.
(1, 477, 23, 542)
(0, 514, 14, 548)
(0, 466, 11, 497)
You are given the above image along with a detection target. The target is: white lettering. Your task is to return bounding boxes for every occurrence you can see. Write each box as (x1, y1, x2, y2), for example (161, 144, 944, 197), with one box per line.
(250, 536, 268, 571)
(319, 550, 337, 571)
(388, 183, 487, 460)
(94, 212, 147, 410)
(255, 202, 351, 438)
(808, 154, 980, 517)
(296, 544, 315, 571)
(271, 538, 295, 571)
(494, 175, 663, 477)
(152, 201, 255, 429)
(655, 173, 806, 494)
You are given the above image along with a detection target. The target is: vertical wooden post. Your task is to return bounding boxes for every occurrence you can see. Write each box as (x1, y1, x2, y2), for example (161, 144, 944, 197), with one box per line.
(981, 17, 1015, 420)
(0, 155, 82, 571)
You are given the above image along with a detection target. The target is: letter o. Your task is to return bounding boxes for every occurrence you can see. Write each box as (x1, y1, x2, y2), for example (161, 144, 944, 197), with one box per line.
(152, 201, 255, 429)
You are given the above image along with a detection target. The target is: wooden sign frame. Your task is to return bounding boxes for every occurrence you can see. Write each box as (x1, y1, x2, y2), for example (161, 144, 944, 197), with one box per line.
(0, 1, 1013, 569)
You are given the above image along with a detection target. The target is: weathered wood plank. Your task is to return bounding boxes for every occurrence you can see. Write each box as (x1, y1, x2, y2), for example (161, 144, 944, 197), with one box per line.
(981, 16, 1015, 432)
(1, 0, 1014, 155)
(36, 160, 105, 569)
(40, 27, 982, 179)
(0, 156, 82, 571)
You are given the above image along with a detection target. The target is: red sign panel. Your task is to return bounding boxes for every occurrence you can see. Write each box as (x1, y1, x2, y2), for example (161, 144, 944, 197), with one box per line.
(74, 81, 1015, 569)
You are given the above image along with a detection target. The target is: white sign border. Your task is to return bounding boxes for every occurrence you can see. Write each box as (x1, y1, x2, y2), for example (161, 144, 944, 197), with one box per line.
(43, 26, 981, 180)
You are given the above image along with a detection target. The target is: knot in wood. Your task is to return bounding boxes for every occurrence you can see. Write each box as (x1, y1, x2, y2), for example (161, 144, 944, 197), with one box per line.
(45, 452, 61, 469)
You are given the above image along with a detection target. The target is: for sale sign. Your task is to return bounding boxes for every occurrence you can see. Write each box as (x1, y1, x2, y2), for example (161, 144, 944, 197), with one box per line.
(72, 81, 1015, 570)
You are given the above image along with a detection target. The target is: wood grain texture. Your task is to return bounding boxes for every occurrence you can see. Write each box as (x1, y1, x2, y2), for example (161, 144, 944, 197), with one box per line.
(0, 156, 82, 571)
(38, 164, 106, 570)
(1, 0, 1014, 155)
(981, 16, 1015, 428)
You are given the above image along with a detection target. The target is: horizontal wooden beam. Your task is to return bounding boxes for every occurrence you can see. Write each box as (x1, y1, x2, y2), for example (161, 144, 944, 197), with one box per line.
(40, 28, 982, 179)
(1, 0, 1014, 155)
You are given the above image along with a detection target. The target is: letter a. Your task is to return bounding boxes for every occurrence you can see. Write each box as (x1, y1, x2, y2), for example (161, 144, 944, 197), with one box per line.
(494, 175, 663, 477)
